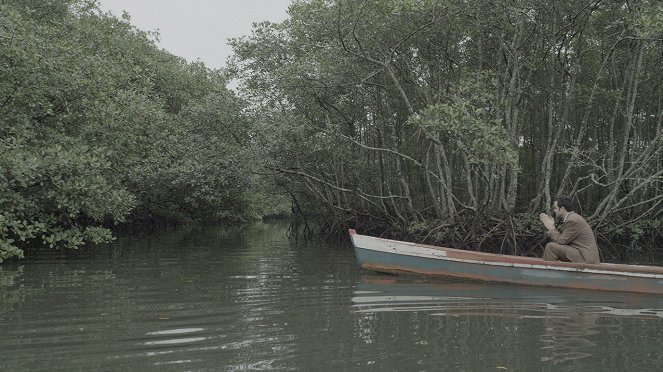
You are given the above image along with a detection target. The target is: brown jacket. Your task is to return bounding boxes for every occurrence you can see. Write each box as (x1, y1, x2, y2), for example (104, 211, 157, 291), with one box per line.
(548, 212, 600, 263)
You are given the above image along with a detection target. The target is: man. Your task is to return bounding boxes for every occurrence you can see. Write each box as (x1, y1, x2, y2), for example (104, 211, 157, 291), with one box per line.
(539, 196, 600, 264)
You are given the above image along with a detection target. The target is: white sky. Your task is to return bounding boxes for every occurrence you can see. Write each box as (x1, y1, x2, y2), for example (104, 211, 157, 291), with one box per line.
(96, 0, 292, 70)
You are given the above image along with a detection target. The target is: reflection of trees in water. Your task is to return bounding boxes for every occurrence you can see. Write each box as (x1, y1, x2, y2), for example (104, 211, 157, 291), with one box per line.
(351, 290, 545, 368)
(218, 221, 358, 369)
(0, 265, 28, 314)
(352, 278, 663, 369)
(0, 263, 117, 315)
(539, 303, 663, 366)
(1, 222, 301, 370)
(349, 303, 552, 369)
(539, 306, 599, 364)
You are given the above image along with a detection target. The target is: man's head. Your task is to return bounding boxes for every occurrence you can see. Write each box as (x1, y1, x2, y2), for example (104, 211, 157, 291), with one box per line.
(552, 195, 574, 218)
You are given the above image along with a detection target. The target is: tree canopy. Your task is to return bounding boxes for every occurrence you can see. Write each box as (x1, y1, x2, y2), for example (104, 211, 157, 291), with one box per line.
(231, 0, 663, 259)
(0, 0, 288, 262)
(3, 0, 662, 262)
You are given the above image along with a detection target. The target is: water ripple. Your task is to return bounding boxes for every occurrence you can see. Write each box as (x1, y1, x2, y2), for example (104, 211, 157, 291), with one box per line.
(146, 328, 205, 336)
(143, 337, 208, 346)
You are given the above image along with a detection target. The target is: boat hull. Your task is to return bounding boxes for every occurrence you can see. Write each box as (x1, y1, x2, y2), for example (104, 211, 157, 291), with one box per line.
(350, 230, 663, 294)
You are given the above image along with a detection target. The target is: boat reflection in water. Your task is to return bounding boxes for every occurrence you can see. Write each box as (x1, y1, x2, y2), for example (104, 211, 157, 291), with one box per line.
(352, 274, 663, 365)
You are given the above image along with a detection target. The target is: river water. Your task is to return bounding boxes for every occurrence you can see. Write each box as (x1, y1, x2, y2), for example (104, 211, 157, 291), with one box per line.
(1, 221, 662, 371)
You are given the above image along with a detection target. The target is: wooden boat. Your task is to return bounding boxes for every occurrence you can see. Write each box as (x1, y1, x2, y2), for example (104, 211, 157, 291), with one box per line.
(349, 229, 663, 295)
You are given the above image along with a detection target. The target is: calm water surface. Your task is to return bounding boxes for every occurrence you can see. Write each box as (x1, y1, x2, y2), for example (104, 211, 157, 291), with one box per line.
(1, 221, 662, 371)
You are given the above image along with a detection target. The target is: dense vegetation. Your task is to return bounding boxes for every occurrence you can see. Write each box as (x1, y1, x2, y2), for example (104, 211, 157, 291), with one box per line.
(231, 0, 663, 260)
(3, 0, 662, 263)
(0, 0, 289, 262)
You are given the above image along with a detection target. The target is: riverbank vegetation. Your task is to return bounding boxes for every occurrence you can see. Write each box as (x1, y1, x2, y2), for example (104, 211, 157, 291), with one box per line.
(230, 0, 663, 261)
(0, 0, 289, 261)
(2, 0, 662, 262)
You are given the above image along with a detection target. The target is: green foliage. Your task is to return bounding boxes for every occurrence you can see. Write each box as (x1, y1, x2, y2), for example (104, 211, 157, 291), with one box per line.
(632, 2, 663, 37)
(411, 74, 518, 168)
(233, 0, 663, 256)
(1, 0, 286, 261)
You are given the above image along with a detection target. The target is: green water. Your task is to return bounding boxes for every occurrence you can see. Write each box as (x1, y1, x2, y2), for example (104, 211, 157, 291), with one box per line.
(1, 221, 661, 371)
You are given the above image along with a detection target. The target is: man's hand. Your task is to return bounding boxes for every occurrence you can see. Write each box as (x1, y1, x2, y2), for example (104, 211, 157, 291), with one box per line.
(539, 213, 556, 232)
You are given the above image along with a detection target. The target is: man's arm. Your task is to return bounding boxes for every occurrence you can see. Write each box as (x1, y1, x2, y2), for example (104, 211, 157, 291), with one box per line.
(548, 219, 582, 245)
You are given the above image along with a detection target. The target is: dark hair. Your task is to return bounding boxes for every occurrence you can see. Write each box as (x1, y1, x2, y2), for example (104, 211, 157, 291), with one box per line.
(555, 195, 574, 212)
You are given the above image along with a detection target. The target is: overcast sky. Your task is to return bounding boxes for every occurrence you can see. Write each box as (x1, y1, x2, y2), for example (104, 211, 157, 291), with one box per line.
(96, 0, 292, 70)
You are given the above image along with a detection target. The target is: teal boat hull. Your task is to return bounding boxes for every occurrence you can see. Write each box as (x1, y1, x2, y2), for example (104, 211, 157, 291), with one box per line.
(350, 229, 663, 295)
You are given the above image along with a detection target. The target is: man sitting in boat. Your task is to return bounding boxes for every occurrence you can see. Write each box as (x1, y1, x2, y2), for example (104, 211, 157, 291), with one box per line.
(538, 196, 600, 264)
